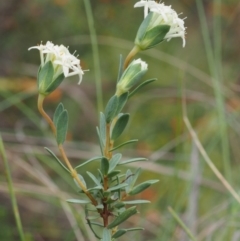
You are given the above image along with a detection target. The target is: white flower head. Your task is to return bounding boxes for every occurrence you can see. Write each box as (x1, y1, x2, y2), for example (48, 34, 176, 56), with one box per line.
(134, 1, 186, 47)
(29, 41, 84, 84)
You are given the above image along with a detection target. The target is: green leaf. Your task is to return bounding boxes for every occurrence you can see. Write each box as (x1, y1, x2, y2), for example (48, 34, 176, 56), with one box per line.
(86, 171, 103, 187)
(117, 54, 123, 82)
(44, 147, 70, 173)
(45, 73, 65, 94)
(112, 229, 127, 239)
(96, 127, 104, 154)
(99, 112, 106, 146)
(107, 170, 121, 178)
(66, 199, 91, 204)
(75, 156, 102, 170)
(123, 200, 150, 205)
(102, 228, 111, 241)
(53, 103, 64, 126)
(126, 227, 144, 232)
(38, 61, 54, 90)
(107, 206, 138, 229)
(73, 174, 87, 190)
(85, 206, 101, 239)
(118, 157, 147, 165)
(111, 114, 129, 140)
(109, 153, 122, 173)
(109, 139, 138, 152)
(101, 157, 109, 176)
(115, 92, 128, 115)
(113, 202, 125, 209)
(108, 183, 128, 192)
(128, 180, 159, 195)
(129, 78, 156, 98)
(126, 168, 141, 193)
(105, 95, 118, 123)
(56, 110, 68, 145)
(87, 186, 103, 191)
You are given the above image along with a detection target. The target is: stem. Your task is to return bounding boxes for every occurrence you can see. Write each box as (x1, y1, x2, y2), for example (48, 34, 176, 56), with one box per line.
(83, 0, 103, 112)
(37, 94, 56, 135)
(196, 0, 231, 182)
(37, 95, 98, 206)
(0, 135, 26, 241)
(58, 145, 98, 205)
(123, 46, 140, 70)
(168, 207, 198, 241)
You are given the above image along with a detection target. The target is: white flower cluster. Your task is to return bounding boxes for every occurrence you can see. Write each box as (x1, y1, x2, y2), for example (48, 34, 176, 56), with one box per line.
(134, 0, 186, 47)
(29, 41, 84, 84)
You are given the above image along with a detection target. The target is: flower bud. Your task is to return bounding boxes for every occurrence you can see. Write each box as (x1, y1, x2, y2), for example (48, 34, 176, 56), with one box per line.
(116, 59, 148, 96)
(134, 1, 186, 50)
(29, 41, 84, 96)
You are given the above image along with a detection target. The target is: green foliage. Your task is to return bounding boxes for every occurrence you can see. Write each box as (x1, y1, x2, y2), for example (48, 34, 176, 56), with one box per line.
(37, 61, 54, 91)
(128, 180, 159, 195)
(105, 95, 119, 123)
(107, 206, 138, 229)
(101, 157, 109, 176)
(129, 78, 157, 97)
(44, 147, 70, 173)
(102, 228, 111, 241)
(111, 113, 130, 140)
(109, 139, 138, 151)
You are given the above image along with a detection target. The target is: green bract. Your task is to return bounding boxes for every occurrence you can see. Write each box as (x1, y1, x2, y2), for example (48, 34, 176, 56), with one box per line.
(37, 61, 65, 96)
(116, 59, 148, 96)
(135, 12, 171, 50)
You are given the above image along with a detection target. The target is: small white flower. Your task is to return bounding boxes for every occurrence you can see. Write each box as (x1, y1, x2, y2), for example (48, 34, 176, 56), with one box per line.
(29, 41, 84, 84)
(134, 1, 186, 47)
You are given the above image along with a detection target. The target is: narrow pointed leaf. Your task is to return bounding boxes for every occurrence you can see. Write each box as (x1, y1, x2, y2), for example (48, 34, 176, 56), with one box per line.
(56, 110, 68, 145)
(109, 139, 138, 152)
(126, 227, 144, 231)
(111, 114, 130, 140)
(75, 156, 102, 170)
(107, 170, 121, 178)
(44, 147, 70, 173)
(125, 168, 141, 193)
(128, 180, 159, 195)
(96, 127, 104, 154)
(112, 229, 127, 239)
(129, 78, 156, 97)
(102, 228, 111, 241)
(107, 206, 137, 229)
(86, 171, 102, 187)
(123, 200, 150, 205)
(108, 183, 128, 192)
(101, 157, 109, 176)
(66, 199, 91, 204)
(99, 112, 106, 146)
(85, 205, 101, 239)
(53, 103, 64, 126)
(109, 153, 122, 173)
(118, 157, 147, 165)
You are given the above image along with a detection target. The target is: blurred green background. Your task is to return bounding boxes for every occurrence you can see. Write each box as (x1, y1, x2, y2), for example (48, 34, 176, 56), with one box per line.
(1, 0, 240, 240)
